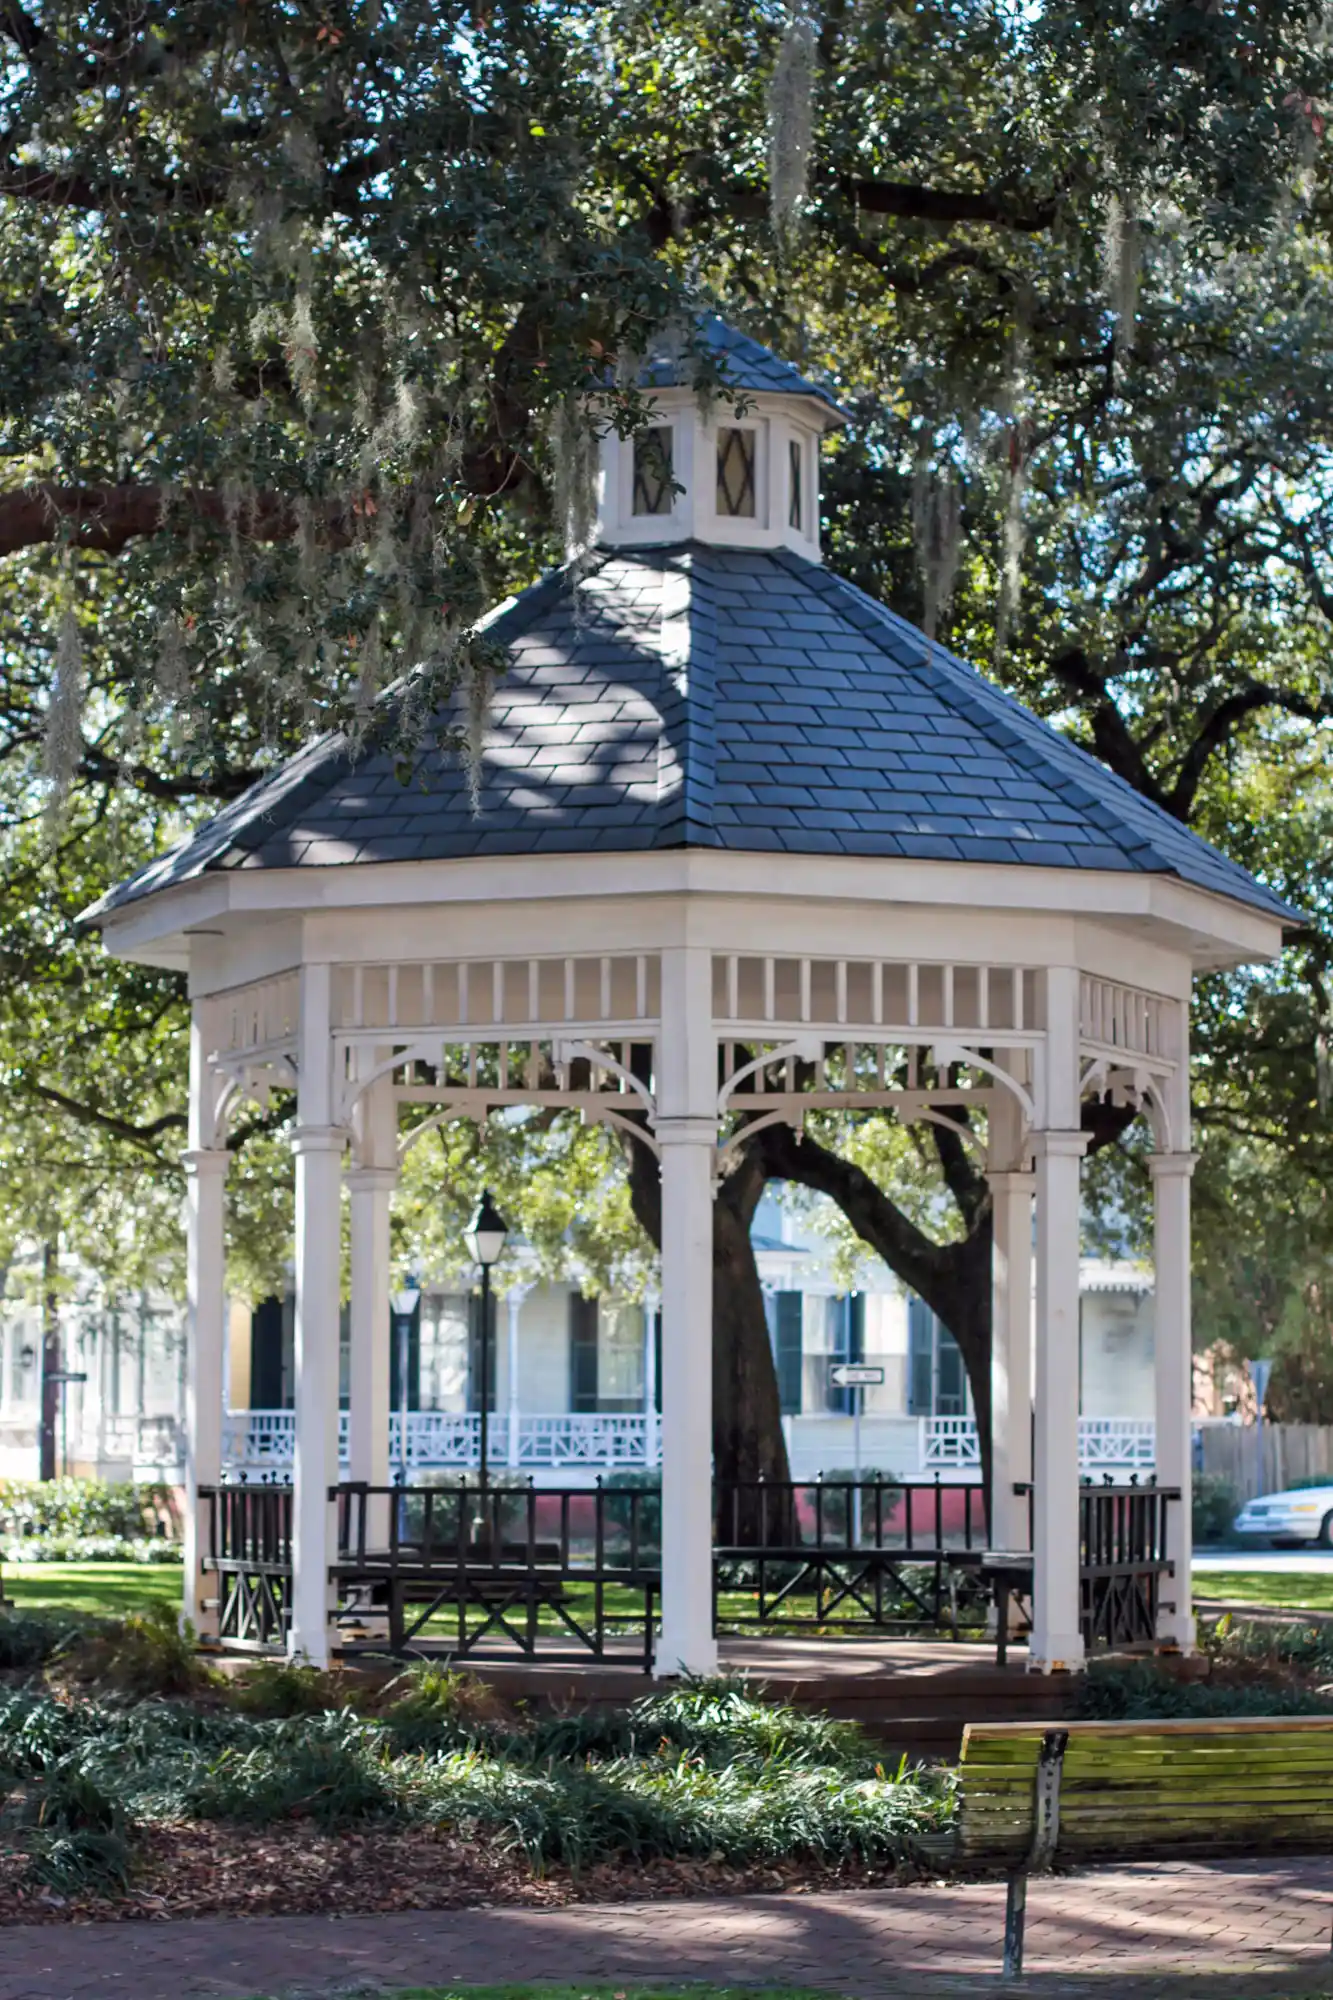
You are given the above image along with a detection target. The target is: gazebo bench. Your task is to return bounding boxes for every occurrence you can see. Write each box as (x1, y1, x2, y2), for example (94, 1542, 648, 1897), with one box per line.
(956, 1717, 1333, 1977)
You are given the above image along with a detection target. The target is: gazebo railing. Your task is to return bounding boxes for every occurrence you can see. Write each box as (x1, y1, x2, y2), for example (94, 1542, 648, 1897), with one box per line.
(714, 1476, 989, 1635)
(200, 1481, 293, 1650)
(332, 1478, 659, 1667)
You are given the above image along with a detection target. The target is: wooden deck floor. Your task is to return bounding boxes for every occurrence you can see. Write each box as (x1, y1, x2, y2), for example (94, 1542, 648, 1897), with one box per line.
(444, 1635, 1084, 1760)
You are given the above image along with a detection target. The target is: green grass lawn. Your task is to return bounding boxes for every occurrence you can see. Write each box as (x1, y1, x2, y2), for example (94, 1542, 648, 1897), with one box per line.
(1192, 1567, 1333, 1612)
(9, 1555, 1333, 1629)
(1, 1560, 183, 1618)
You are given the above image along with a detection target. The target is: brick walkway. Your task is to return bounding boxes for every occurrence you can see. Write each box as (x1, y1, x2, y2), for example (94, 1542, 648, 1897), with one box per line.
(1, 1861, 1331, 2000)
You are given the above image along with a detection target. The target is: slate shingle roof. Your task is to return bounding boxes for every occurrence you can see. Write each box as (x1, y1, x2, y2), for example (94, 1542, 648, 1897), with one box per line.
(85, 542, 1299, 925)
(642, 316, 846, 418)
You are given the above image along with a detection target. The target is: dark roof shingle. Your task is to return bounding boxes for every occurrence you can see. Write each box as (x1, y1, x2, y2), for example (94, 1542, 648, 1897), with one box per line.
(85, 542, 1299, 926)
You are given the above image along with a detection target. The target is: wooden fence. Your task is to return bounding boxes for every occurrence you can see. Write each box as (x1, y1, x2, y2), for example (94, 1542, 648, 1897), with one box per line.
(1198, 1422, 1333, 1501)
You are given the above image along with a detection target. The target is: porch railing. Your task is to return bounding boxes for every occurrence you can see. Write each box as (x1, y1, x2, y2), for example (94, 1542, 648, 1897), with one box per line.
(222, 1409, 656, 1473)
(920, 1415, 1156, 1471)
(221, 1408, 1158, 1476)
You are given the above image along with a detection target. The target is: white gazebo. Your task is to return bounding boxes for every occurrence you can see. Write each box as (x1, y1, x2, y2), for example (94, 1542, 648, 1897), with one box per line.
(86, 318, 1296, 1674)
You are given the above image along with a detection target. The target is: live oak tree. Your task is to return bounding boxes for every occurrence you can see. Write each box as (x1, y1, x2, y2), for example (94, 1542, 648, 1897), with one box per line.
(8, 1, 1333, 1484)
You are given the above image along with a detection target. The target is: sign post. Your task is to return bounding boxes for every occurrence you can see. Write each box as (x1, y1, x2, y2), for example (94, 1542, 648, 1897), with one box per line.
(830, 1363, 885, 1544)
(1245, 1356, 1274, 1499)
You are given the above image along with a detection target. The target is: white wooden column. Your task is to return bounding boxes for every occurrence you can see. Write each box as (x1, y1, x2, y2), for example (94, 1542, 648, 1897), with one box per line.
(655, 944, 718, 1675)
(183, 1147, 228, 1639)
(505, 1284, 531, 1468)
(643, 1287, 660, 1469)
(1152, 1151, 1197, 1649)
(1030, 965, 1087, 1672)
(290, 963, 344, 1666)
(989, 1169, 1034, 1551)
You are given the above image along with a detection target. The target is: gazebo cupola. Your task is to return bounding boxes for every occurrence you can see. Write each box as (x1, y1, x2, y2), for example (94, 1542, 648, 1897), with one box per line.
(596, 316, 845, 560)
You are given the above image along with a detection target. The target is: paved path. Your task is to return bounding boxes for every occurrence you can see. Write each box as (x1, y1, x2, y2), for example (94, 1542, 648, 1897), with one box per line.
(2, 1860, 1331, 2000)
(1194, 1549, 1333, 1573)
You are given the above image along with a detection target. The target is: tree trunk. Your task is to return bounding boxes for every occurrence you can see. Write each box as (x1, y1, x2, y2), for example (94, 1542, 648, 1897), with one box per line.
(39, 1239, 60, 1483)
(712, 1180, 793, 1540)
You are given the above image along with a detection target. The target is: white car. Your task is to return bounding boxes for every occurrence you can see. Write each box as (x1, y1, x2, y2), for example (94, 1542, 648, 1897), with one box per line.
(1232, 1486, 1333, 1547)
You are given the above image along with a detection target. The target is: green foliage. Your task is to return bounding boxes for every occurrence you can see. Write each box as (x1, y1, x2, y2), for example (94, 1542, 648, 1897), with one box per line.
(0, 1480, 172, 1542)
(1076, 1660, 1333, 1722)
(4, 1536, 183, 1565)
(51, 1599, 214, 1700)
(229, 1660, 358, 1719)
(0, 1670, 951, 1886)
(0, 1607, 95, 1671)
(1193, 1474, 1242, 1546)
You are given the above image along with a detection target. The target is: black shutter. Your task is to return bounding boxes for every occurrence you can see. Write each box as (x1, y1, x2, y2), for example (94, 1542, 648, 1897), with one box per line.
(907, 1296, 934, 1416)
(250, 1297, 284, 1409)
(569, 1295, 599, 1412)
(774, 1292, 803, 1415)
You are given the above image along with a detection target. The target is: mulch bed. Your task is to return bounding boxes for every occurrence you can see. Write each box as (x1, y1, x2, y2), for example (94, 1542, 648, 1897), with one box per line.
(0, 1823, 903, 1927)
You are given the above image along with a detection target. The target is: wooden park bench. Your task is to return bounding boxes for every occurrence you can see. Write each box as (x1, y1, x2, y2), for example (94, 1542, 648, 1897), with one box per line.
(956, 1717, 1333, 1977)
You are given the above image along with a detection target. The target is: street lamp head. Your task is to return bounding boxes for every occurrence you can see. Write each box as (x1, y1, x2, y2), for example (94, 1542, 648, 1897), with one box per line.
(390, 1274, 421, 1320)
(465, 1188, 509, 1269)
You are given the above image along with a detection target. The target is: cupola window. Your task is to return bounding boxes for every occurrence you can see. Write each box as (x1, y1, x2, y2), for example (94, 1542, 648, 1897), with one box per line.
(632, 426, 674, 516)
(716, 426, 757, 518)
(788, 439, 803, 531)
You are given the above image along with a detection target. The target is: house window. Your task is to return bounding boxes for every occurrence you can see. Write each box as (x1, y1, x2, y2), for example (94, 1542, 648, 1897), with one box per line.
(907, 1296, 969, 1416)
(632, 426, 674, 516)
(788, 438, 802, 530)
(716, 426, 757, 517)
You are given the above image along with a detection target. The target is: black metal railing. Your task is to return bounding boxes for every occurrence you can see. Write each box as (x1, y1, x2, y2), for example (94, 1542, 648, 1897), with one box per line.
(332, 1479, 660, 1668)
(714, 1476, 990, 1634)
(199, 1482, 293, 1649)
(1080, 1478, 1180, 1648)
(1012, 1476, 1182, 1650)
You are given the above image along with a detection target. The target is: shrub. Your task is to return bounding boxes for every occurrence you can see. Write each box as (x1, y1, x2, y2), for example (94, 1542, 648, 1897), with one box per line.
(183, 1716, 395, 1825)
(380, 1663, 507, 1750)
(25, 1765, 133, 1893)
(1192, 1472, 1241, 1544)
(50, 1601, 216, 1700)
(1076, 1659, 1333, 1720)
(0, 1608, 96, 1672)
(0, 1478, 175, 1542)
(230, 1661, 358, 1718)
(3, 1535, 183, 1565)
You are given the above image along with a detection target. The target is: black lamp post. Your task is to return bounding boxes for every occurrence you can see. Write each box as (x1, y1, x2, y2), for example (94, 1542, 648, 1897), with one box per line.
(464, 1189, 508, 1488)
(389, 1276, 421, 1488)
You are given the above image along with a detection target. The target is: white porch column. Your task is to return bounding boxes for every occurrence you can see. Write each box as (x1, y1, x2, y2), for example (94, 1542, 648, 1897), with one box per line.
(183, 1148, 228, 1639)
(1152, 1151, 1197, 1650)
(989, 1168, 1034, 1551)
(290, 963, 344, 1667)
(655, 944, 718, 1676)
(505, 1285, 530, 1469)
(1030, 965, 1087, 1672)
(643, 1287, 660, 1469)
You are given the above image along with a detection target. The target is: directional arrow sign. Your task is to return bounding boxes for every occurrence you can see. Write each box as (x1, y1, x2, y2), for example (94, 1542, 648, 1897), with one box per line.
(829, 1363, 885, 1388)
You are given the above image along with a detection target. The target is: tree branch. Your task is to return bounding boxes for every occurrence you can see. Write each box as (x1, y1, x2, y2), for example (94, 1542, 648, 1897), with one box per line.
(22, 1079, 186, 1154)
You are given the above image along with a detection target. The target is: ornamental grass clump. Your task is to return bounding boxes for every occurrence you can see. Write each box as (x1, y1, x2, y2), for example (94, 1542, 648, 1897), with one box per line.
(181, 1713, 398, 1827)
(49, 1601, 217, 1701)
(0, 1666, 956, 1891)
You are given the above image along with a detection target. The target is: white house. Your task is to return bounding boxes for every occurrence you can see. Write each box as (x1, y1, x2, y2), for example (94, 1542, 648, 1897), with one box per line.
(0, 1209, 1157, 1488)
